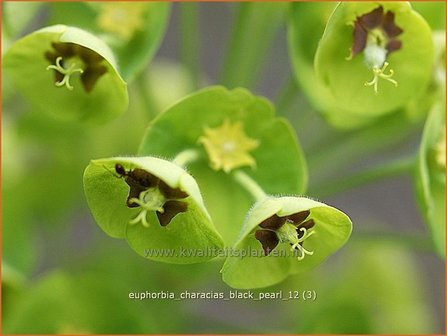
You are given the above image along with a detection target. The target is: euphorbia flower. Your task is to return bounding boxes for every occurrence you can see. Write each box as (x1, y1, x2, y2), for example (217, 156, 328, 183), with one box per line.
(113, 163, 188, 227)
(49, 2, 171, 80)
(254, 210, 315, 260)
(199, 119, 259, 173)
(83, 157, 224, 264)
(138, 86, 307, 246)
(314, 2, 433, 117)
(221, 196, 352, 289)
(96, 2, 148, 41)
(4, 25, 128, 124)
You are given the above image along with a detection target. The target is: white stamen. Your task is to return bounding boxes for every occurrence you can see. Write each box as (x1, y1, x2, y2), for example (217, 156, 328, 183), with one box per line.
(364, 44, 387, 69)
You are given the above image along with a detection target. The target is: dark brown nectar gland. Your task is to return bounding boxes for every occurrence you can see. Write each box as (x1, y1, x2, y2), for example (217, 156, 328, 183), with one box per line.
(114, 164, 158, 207)
(113, 164, 189, 227)
(349, 6, 403, 93)
(351, 6, 403, 59)
(45, 42, 108, 92)
(254, 210, 315, 257)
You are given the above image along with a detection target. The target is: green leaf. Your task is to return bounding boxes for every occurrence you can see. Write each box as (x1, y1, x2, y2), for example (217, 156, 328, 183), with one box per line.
(3, 25, 128, 124)
(138, 86, 307, 246)
(83, 156, 224, 264)
(314, 2, 433, 117)
(221, 196, 352, 289)
(49, 2, 171, 81)
(414, 100, 445, 257)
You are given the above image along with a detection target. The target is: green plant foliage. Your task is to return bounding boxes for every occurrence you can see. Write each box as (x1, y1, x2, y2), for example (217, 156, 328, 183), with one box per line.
(314, 2, 433, 118)
(83, 156, 224, 264)
(2, 272, 157, 334)
(139, 86, 307, 245)
(49, 2, 171, 81)
(221, 196, 352, 289)
(1, 262, 26, 323)
(3, 25, 128, 124)
(2, 2, 444, 333)
(221, 2, 288, 88)
(412, 1, 446, 31)
(293, 241, 434, 334)
(2, 193, 36, 275)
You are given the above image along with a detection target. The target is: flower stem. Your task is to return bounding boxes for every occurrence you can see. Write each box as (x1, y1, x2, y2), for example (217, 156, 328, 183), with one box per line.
(172, 149, 201, 167)
(307, 111, 421, 179)
(219, 2, 286, 88)
(311, 155, 415, 198)
(232, 170, 267, 201)
(274, 75, 300, 116)
(179, 2, 200, 89)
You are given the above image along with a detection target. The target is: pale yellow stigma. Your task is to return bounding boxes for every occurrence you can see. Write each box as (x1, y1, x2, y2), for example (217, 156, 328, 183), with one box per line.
(277, 223, 315, 261)
(364, 61, 398, 94)
(46, 57, 84, 91)
(199, 119, 259, 173)
(96, 3, 148, 41)
(128, 188, 166, 228)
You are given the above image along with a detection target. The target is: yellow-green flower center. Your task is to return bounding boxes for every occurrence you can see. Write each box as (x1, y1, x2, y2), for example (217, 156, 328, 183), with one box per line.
(364, 61, 398, 94)
(46, 56, 84, 91)
(199, 119, 259, 173)
(96, 3, 148, 41)
(128, 188, 166, 227)
(276, 222, 316, 260)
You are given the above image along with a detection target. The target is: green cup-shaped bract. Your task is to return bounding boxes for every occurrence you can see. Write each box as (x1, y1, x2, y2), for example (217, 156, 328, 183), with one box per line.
(414, 100, 445, 257)
(49, 2, 170, 81)
(314, 2, 433, 118)
(288, 2, 381, 129)
(3, 25, 128, 124)
(412, 2, 446, 31)
(83, 156, 223, 264)
(221, 196, 352, 289)
(138, 86, 307, 246)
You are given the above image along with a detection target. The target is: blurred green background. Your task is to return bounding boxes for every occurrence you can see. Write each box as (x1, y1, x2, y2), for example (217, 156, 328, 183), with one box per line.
(2, 2, 445, 334)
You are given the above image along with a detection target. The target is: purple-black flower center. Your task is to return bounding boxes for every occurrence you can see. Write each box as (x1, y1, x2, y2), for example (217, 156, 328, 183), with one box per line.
(114, 164, 188, 227)
(351, 6, 403, 60)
